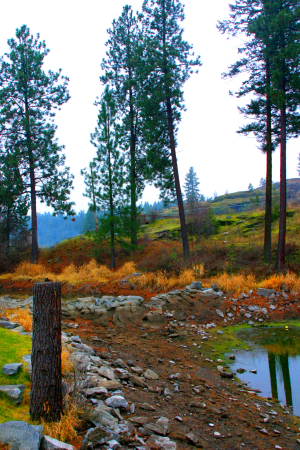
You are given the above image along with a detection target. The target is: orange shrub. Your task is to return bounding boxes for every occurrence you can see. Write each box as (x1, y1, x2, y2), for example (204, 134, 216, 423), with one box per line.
(5, 307, 32, 332)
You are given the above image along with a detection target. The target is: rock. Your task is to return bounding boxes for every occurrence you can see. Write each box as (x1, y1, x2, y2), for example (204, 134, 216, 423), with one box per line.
(128, 416, 148, 426)
(190, 281, 202, 290)
(215, 309, 224, 318)
(22, 354, 31, 364)
(0, 321, 19, 329)
(97, 367, 115, 380)
(186, 432, 199, 445)
(85, 386, 108, 397)
(140, 402, 156, 411)
(257, 288, 276, 297)
(80, 426, 113, 449)
(41, 435, 75, 449)
(144, 369, 159, 380)
(147, 435, 176, 450)
(0, 385, 25, 404)
(98, 379, 123, 390)
(0, 421, 43, 450)
(128, 374, 147, 387)
(11, 325, 25, 333)
(91, 409, 118, 430)
(2, 363, 23, 375)
(72, 343, 95, 355)
(105, 395, 128, 409)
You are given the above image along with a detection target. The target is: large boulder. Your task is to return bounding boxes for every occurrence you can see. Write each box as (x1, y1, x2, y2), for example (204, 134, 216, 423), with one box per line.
(0, 385, 25, 404)
(0, 421, 43, 450)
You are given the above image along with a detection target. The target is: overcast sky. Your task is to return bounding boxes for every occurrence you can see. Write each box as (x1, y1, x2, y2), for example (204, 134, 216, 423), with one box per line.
(1, 0, 299, 212)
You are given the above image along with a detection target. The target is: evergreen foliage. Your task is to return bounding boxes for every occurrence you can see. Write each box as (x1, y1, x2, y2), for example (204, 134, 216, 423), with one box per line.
(0, 25, 74, 263)
(218, 1, 300, 269)
(88, 87, 129, 268)
(141, 0, 201, 260)
(183, 167, 204, 215)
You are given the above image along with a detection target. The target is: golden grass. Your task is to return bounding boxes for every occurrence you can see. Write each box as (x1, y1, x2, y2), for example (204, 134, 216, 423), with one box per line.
(212, 273, 257, 294)
(41, 395, 81, 443)
(5, 307, 32, 332)
(1, 260, 137, 286)
(132, 269, 194, 291)
(212, 271, 300, 294)
(61, 348, 74, 375)
(258, 272, 300, 292)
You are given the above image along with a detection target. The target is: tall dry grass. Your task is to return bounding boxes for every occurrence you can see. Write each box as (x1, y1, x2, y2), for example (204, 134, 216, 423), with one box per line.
(212, 271, 300, 294)
(5, 307, 32, 332)
(41, 395, 81, 443)
(0, 260, 137, 286)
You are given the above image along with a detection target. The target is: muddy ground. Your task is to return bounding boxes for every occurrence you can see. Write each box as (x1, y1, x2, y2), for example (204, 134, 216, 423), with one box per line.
(63, 292, 300, 450)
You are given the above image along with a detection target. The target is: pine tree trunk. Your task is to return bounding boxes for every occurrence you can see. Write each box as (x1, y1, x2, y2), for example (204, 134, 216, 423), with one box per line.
(276, 103, 287, 272)
(30, 282, 62, 422)
(264, 65, 272, 261)
(24, 96, 39, 264)
(166, 98, 190, 260)
(129, 85, 138, 248)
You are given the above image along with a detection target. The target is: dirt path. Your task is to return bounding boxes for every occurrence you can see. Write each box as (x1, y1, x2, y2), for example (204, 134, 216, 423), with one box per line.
(69, 318, 300, 450)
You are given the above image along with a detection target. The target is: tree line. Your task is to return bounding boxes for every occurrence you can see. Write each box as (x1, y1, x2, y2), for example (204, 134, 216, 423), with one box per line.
(0, 0, 300, 272)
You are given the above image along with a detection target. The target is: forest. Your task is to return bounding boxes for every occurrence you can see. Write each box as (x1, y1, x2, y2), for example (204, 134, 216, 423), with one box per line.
(0, 0, 300, 274)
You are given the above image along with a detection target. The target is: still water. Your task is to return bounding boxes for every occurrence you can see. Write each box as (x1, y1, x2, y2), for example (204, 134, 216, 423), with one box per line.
(228, 326, 300, 416)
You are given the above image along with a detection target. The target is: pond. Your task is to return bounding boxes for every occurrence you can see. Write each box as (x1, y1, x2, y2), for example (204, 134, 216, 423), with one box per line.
(228, 326, 300, 417)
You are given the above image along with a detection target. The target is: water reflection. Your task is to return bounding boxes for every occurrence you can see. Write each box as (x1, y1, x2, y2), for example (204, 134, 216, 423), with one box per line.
(228, 326, 300, 416)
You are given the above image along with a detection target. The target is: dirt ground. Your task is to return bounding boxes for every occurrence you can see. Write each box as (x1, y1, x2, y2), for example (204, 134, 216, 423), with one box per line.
(67, 305, 300, 450)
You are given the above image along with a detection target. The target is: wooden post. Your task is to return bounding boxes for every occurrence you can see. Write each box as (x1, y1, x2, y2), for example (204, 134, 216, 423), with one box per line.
(30, 281, 62, 422)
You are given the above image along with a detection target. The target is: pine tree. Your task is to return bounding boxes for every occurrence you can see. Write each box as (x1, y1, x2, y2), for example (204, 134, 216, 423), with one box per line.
(218, 1, 300, 267)
(183, 167, 201, 215)
(0, 25, 74, 263)
(0, 149, 29, 258)
(89, 87, 128, 269)
(142, 0, 201, 260)
(81, 161, 99, 231)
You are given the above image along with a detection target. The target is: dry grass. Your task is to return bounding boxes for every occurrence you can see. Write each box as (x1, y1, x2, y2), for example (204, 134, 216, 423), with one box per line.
(0, 260, 137, 286)
(61, 348, 74, 375)
(132, 269, 194, 291)
(41, 395, 81, 443)
(212, 273, 257, 294)
(5, 307, 32, 332)
(212, 271, 300, 294)
(258, 272, 300, 292)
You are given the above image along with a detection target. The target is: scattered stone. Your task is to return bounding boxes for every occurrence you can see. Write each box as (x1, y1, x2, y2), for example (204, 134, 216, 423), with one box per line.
(0, 385, 25, 404)
(140, 402, 156, 411)
(41, 435, 75, 449)
(257, 288, 276, 297)
(147, 435, 176, 450)
(0, 421, 43, 450)
(216, 309, 224, 318)
(186, 432, 199, 445)
(85, 386, 108, 397)
(144, 368, 159, 380)
(0, 321, 19, 330)
(98, 380, 123, 390)
(2, 363, 23, 375)
(128, 374, 147, 387)
(229, 355, 235, 360)
(105, 395, 128, 409)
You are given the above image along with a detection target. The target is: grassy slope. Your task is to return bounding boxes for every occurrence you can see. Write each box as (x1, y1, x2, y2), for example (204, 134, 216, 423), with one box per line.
(0, 328, 31, 423)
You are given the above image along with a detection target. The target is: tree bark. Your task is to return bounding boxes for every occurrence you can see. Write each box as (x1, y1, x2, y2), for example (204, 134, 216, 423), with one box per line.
(30, 282, 62, 422)
(264, 59, 272, 261)
(24, 96, 39, 264)
(276, 101, 287, 272)
(166, 98, 190, 260)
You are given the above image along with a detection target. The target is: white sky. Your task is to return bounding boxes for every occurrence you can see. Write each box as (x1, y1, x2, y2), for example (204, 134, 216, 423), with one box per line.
(0, 0, 299, 212)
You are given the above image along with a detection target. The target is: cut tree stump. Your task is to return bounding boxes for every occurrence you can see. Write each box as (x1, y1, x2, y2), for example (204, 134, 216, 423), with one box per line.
(30, 281, 62, 421)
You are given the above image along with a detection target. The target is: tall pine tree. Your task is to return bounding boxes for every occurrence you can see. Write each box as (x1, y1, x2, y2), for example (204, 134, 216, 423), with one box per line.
(141, 0, 201, 260)
(0, 25, 74, 263)
(183, 167, 201, 215)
